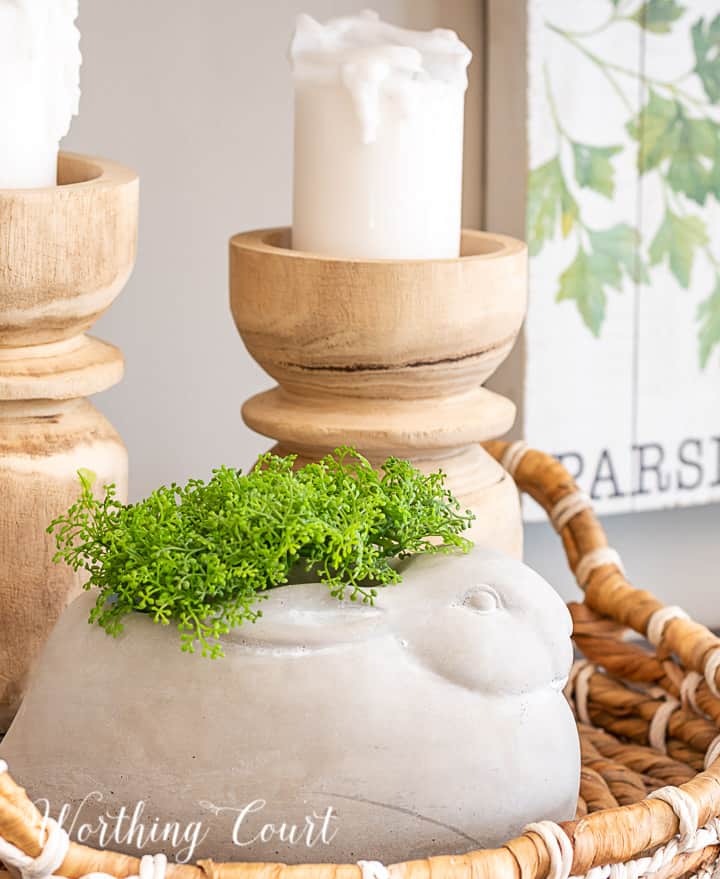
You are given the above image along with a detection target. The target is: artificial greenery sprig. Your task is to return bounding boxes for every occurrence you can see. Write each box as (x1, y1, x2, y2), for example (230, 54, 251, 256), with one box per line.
(49, 449, 474, 658)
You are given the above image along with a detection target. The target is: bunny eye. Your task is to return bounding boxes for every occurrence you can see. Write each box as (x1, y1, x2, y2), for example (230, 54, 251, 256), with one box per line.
(462, 585, 502, 614)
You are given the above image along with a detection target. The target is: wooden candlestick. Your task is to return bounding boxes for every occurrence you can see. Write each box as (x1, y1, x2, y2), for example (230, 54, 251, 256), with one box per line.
(230, 227, 527, 557)
(0, 152, 138, 730)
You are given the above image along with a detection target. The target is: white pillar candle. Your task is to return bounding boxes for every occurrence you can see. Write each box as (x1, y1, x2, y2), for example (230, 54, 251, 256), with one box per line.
(0, 0, 81, 189)
(291, 9, 471, 260)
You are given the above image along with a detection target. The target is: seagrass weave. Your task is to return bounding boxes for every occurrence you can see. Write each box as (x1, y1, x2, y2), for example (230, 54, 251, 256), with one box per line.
(1, 443, 720, 879)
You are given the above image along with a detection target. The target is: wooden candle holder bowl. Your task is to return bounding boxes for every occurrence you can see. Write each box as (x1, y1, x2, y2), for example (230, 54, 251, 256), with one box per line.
(0, 152, 138, 731)
(0, 153, 138, 347)
(230, 228, 527, 557)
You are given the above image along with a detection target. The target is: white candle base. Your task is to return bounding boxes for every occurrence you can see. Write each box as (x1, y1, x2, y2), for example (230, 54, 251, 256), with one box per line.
(293, 83, 465, 259)
(291, 11, 471, 260)
(0, 142, 58, 190)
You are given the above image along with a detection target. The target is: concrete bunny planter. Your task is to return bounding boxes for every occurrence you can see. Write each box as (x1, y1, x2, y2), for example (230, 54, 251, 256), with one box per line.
(0, 547, 579, 864)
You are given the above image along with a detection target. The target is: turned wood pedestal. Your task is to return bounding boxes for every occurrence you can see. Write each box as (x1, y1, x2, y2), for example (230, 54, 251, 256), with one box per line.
(230, 228, 527, 557)
(0, 153, 138, 730)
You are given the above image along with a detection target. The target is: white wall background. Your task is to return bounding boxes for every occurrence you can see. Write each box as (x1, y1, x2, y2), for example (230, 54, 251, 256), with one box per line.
(65, 1, 719, 625)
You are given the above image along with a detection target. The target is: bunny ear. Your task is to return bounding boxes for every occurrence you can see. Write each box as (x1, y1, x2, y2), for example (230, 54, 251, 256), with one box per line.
(225, 582, 389, 651)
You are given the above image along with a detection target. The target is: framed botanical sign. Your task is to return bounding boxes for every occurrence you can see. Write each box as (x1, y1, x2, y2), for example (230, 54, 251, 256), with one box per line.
(485, 0, 720, 518)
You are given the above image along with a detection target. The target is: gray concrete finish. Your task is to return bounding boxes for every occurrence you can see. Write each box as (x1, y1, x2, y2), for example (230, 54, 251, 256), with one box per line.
(1, 548, 579, 865)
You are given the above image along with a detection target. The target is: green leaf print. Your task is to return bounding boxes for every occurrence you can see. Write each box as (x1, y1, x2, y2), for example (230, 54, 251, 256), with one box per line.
(628, 91, 718, 203)
(588, 224, 649, 285)
(560, 181, 579, 237)
(630, 0, 685, 33)
(527, 157, 578, 257)
(627, 90, 677, 171)
(540, 5, 720, 363)
(649, 210, 708, 288)
(698, 280, 720, 367)
(557, 248, 608, 337)
(666, 113, 718, 204)
(572, 143, 622, 197)
(691, 15, 720, 103)
(556, 225, 647, 336)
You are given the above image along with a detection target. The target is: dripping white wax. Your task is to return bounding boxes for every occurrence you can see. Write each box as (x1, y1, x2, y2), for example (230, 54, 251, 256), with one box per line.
(290, 9, 472, 259)
(0, 0, 81, 188)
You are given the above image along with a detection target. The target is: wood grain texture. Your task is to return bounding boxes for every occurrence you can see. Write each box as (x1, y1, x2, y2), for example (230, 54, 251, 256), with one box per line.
(0, 400, 128, 731)
(0, 153, 137, 730)
(0, 152, 138, 347)
(231, 227, 527, 398)
(230, 228, 527, 556)
(244, 386, 516, 450)
(0, 335, 123, 401)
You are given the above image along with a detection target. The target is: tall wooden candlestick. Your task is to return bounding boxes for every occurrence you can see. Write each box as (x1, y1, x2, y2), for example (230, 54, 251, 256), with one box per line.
(0, 152, 138, 730)
(230, 227, 526, 558)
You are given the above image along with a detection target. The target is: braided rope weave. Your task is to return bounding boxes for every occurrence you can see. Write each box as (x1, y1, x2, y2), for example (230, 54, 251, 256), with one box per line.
(1, 444, 720, 879)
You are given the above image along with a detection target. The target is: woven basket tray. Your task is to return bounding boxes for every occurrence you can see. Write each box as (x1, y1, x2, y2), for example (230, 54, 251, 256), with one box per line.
(2, 442, 720, 879)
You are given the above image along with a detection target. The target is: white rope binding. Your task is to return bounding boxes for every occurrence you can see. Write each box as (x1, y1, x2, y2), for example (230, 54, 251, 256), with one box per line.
(566, 660, 596, 726)
(548, 681, 720, 879)
(697, 849, 720, 879)
(0, 819, 69, 879)
(81, 856, 167, 879)
(139, 855, 167, 879)
(0, 781, 167, 879)
(681, 672, 705, 716)
(572, 797, 719, 879)
(551, 492, 593, 533)
(705, 734, 720, 770)
(525, 821, 574, 879)
(357, 861, 390, 879)
(572, 822, 720, 879)
(648, 699, 680, 755)
(646, 606, 689, 648)
(704, 648, 720, 698)
(574, 548, 625, 589)
(648, 786, 699, 848)
(501, 441, 529, 479)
